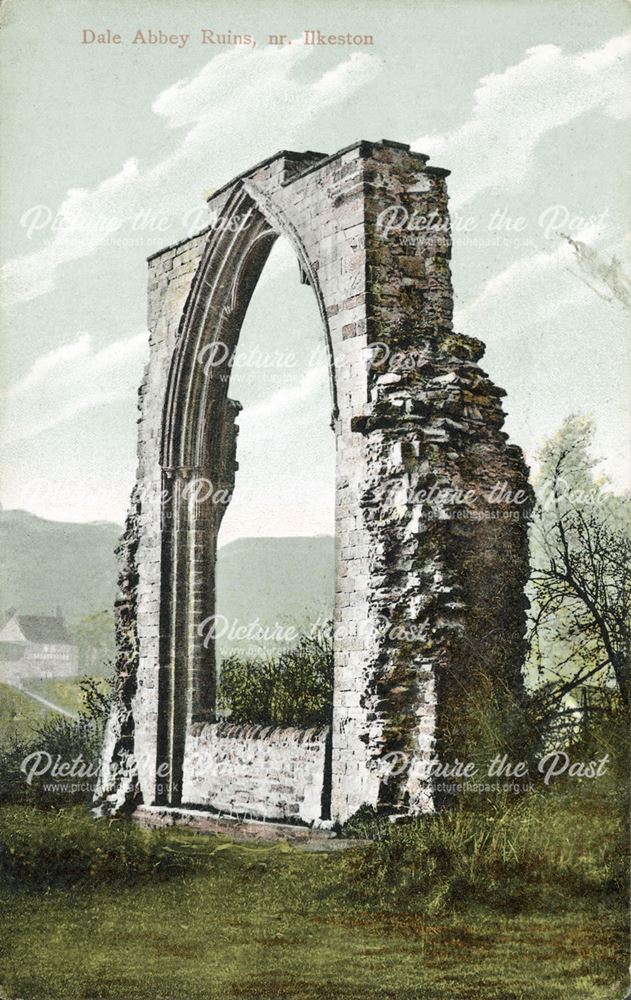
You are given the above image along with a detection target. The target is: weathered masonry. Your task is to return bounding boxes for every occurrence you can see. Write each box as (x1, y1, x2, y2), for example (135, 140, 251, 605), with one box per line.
(96, 140, 532, 826)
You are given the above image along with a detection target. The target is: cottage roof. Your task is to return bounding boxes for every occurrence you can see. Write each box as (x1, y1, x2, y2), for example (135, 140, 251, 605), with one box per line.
(5, 614, 71, 644)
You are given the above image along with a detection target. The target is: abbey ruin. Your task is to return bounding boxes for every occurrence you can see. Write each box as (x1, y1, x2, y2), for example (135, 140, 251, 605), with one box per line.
(96, 139, 532, 828)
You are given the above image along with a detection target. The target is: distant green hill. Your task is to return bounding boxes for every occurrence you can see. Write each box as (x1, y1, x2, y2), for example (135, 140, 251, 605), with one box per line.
(216, 535, 335, 656)
(0, 510, 335, 657)
(0, 510, 121, 624)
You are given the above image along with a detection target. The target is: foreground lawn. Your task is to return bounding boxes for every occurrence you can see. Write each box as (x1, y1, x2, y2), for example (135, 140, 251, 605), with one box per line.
(0, 830, 625, 1000)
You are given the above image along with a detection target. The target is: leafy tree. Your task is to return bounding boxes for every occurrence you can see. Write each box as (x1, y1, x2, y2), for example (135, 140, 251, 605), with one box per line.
(0, 677, 111, 807)
(528, 415, 630, 727)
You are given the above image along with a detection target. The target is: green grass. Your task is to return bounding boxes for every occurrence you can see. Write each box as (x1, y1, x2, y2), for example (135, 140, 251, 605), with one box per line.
(0, 681, 50, 747)
(336, 786, 627, 913)
(0, 805, 198, 884)
(0, 849, 623, 1000)
(0, 803, 626, 1000)
(21, 676, 107, 715)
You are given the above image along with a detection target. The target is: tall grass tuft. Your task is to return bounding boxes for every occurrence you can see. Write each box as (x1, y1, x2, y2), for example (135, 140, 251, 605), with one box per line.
(336, 786, 627, 913)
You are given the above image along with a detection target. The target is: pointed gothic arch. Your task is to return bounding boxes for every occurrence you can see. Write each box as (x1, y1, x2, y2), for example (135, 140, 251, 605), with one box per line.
(97, 141, 533, 826)
(156, 181, 338, 803)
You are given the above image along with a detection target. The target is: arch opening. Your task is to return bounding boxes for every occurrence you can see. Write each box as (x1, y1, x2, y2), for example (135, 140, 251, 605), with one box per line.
(156, 191, 337, 805)
(214, 236, 335, 682)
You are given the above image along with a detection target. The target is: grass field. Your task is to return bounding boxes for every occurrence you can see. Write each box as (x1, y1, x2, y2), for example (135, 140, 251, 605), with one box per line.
(0, 704, 626, 1000)
(0, 804, 626, 1000)
(21, 676, 108, 715)
(0, 681, 50, 747)
(0, 875, 622, 1000)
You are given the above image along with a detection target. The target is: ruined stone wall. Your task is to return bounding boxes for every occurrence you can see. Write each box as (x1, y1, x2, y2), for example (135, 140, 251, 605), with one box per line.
(94, 489, 141, 815)
(182, 723, 329, 824)
(352, 145, 533, 812)
(97, 140, 533, 826)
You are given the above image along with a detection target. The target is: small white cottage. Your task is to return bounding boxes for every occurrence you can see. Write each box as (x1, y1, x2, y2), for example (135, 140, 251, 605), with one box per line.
(0, 608, 78, 682)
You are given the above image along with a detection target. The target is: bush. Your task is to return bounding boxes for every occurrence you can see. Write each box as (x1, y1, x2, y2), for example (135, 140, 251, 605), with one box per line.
(0, 805, 204, 886)
(340, 804, 394, 841)
(217, 628, 333, 727)
(0, 677, 110, 808)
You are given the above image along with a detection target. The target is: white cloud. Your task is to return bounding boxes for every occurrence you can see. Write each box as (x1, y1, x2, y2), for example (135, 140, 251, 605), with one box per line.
(416, 33, 631, 208)
(455, 236, 579, 334)
(253, 235, 297, 289)
(0, 314, 327, 449)
(1, 331, 147, 444)
(2, 45, 381, 306)
(453, 225, 631, 495)
(2, 160, 140, 304)
(455, 223, 628, 336)
(219, 360, 335, 544)
(239, 363, 329, 430)
(309, 52, 378, 106)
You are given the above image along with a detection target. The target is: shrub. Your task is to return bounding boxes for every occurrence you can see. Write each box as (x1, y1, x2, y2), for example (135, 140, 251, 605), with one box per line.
(339, 804, 393, 841)
(0, 805, 204, 886)
(217, 628, 333, 727)
(0, 677, 110, 808)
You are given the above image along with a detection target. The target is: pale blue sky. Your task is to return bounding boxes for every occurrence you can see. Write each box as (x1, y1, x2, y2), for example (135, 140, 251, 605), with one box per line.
(1, 0, 629, 538)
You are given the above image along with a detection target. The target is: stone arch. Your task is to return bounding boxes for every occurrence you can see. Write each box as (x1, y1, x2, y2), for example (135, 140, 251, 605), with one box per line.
(161, 182, 338, 471)
(96, 141, 533, 826)
(156, 182, 338, 804)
